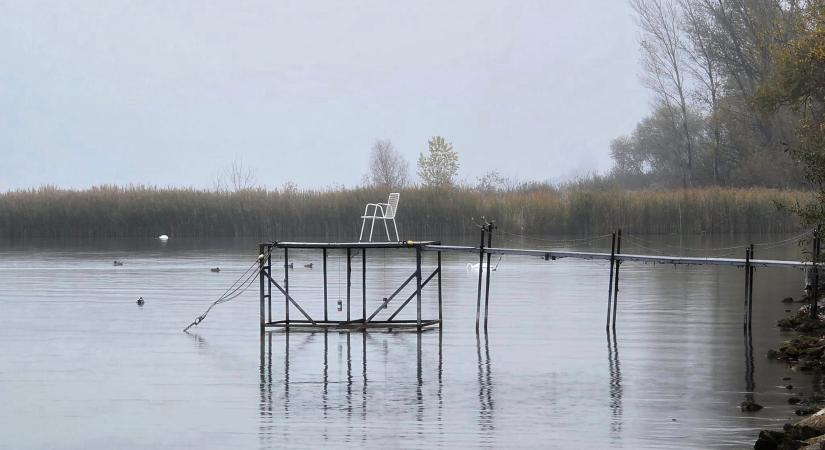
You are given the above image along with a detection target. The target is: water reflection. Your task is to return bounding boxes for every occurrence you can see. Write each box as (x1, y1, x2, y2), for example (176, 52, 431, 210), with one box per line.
(744, 325, 756, 405)
(258, 329, 443, 445)
(259, 332, 273, 448)
(477, 332, 494, 434)
(184, 330, 209, 349)
(606, 330, 623, 438)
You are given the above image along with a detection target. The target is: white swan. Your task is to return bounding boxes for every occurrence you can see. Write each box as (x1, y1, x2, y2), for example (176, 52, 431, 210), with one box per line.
(466, 262, 481, 271)
(158, 234, 169, 241)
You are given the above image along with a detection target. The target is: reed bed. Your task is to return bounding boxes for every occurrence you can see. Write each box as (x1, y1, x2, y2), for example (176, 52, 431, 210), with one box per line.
(0, 185, 809, 239)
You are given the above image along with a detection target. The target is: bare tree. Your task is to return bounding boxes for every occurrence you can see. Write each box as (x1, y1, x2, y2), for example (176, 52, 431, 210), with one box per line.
(680, 0, 724, 184)
(632, 0, 696, 187)
(476, 170, 508, 192)
(366, 139, 409, 188)
(215, 158, 257, 192)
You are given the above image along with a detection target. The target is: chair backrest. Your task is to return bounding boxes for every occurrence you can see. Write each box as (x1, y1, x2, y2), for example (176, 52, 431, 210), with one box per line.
(385, 193, 400, 219)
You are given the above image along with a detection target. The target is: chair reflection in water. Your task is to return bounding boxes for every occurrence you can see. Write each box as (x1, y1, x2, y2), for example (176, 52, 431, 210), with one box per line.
(359, 193, 400, 242)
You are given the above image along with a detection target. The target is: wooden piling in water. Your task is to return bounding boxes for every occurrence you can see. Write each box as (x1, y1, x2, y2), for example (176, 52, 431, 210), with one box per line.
(483, 222, 494, 332)
(611, 229, 622, 330)
(475, 227, 485, 333)
(606, 232, 616, 331)
(743, 246, 750, 331)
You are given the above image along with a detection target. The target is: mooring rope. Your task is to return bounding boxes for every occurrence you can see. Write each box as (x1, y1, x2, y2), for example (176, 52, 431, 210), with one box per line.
(624, 230, 811, 256)
(182, 251, 268, 332)
(496, 229, 613, 247)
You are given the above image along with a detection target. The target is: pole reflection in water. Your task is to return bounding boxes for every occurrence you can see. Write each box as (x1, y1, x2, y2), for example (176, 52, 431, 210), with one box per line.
(323, 330, 329, 441)
(477, 331, 494, 435)
(258, 329, 443, 446)
(607, 329, 623, 438)
(259, 332, 273, 448)
(744, 325, 756, 406)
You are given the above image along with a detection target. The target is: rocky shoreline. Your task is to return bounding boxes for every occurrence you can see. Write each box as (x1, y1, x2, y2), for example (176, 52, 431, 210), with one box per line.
(754, 299, 825, 450)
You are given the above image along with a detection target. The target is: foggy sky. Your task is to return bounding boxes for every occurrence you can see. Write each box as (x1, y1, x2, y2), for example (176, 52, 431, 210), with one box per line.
(0, 1, 650, 191)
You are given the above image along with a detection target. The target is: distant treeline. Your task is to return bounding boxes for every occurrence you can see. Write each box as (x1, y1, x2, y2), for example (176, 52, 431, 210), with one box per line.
(0, 185, 809, 240)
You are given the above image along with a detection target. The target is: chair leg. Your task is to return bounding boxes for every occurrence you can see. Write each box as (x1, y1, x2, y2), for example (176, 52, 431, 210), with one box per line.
(369, 216, 377, 242)
(383, 218, 391, 242)
(392, 218, 399, 241)
(359, 216, 367, 242)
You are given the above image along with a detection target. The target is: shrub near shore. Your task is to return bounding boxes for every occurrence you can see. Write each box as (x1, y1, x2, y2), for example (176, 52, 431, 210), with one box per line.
(0, 185, 808, 239)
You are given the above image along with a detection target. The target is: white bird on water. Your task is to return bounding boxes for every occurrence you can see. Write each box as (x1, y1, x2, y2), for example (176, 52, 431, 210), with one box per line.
(466, 256, 503, 272)
(158, 234, 169, 241)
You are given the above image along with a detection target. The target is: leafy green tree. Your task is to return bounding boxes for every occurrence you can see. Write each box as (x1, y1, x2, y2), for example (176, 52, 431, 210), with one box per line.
(756, 1, 825, 226)
(417, 136, 459, 187)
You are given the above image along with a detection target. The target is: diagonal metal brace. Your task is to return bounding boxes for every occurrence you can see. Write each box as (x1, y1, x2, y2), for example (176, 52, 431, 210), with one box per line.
(365, 272, 416, 324)
(387, 269, 438, 321)
(264, 272, 317, 325)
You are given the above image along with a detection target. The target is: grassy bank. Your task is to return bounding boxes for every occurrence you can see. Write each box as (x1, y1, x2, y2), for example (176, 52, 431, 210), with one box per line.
(0, 185, 809, 239)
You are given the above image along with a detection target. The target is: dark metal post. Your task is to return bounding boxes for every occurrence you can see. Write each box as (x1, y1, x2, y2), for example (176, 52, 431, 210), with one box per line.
(748, 244, 755, 331)
(475, 228, 485, 333)
(743, 246, 750, 329)
(284, 248, 289, 326)
(362, 248, 367, 323)
(267, 250, 272, 323)
(416, 246, 422, 330)
(813, 226, 821, 319)
(606, 232, 616, 331)
(347, 247, 352, 322)
(483, 222, 494, 331)
(259, 243, 266, 333)
(323, 248, 328, 322)
(437, 251, 443, 327)
(612, 229, 622, 329)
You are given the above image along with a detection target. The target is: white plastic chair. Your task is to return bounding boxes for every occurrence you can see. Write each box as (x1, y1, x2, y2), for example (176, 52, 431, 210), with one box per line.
(359, 193, 400, 242)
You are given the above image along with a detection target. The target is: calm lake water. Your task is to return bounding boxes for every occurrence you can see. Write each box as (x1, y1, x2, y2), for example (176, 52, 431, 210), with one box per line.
(0, 234, 814, 449)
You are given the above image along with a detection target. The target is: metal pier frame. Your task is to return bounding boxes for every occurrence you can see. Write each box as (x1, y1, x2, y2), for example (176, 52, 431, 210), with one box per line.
(258, 228, 820, 334)
(259, 241, 442, 333)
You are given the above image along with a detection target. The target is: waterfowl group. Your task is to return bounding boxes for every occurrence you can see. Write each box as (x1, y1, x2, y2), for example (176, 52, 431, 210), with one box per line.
(210, 267, 221, 273)
(113, 260, 124, 266)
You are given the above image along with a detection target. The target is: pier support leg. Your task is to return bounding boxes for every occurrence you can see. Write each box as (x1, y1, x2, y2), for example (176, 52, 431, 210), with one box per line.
(267, 250, 272, 323)
(611, 229, 622, 330)
(744, 246, 751, 331)
(475, 228, 485, 333)
(362, 248, 367, 323)
(259, 243, 266, 334)
(416, 246, 422, 330)
(438, 251, 443, 328)
(284, 248, 289, 326)
(483, 223, 494, 332)
(347, 248, 352, 323)
(748, 244, 754, 332)
(323, 248, 328, 322)
(606, 233, 616, 331)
